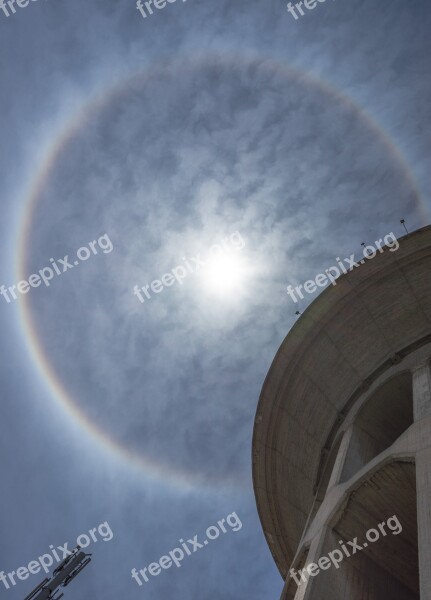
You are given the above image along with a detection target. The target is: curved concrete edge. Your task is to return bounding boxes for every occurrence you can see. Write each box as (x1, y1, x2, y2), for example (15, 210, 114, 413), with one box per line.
(252, 225, 431, 577)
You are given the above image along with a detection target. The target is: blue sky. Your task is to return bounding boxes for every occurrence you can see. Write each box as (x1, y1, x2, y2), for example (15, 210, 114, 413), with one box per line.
(0, 0, 430, 599)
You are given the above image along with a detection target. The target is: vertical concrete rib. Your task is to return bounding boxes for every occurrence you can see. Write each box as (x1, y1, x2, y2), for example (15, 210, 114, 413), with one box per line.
(412, 360, 431, 600)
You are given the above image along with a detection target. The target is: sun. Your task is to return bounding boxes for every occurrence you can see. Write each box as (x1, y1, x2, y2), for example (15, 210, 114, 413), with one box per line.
(201, 253, 247, 297)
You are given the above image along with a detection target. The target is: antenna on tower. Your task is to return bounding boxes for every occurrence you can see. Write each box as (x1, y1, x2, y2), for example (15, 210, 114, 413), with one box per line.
(400, 219, 409, 234)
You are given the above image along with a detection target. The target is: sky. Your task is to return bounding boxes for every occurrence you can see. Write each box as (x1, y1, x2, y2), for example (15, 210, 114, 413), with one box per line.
(0, 0, 430, 599)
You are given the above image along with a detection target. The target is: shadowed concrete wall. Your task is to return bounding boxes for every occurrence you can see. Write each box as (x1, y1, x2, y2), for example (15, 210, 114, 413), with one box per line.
(341, 372, 413, 481)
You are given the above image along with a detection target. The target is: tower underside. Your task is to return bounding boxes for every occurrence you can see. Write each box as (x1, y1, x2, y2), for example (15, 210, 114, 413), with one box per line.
(253, 225, 431, 599)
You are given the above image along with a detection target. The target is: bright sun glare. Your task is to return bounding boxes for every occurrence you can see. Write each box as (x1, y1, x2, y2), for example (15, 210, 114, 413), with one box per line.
(201, 254, 247, 297)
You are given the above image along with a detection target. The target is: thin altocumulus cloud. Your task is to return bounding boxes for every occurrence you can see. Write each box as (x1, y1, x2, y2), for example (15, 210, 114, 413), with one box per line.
(18, 58, 423, 486)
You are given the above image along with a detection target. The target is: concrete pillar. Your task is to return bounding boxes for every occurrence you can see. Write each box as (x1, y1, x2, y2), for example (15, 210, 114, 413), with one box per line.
(412, 361, 431, 421)
(286, 529, 330, 600)
(328, 427, 353, 488)
(412, 360, 431, 599)
(289, 532, 323, 600)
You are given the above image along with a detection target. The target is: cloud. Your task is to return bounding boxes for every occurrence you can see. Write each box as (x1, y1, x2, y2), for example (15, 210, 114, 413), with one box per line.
(18, 57, 421, 487)
(0, 2, 430, 600)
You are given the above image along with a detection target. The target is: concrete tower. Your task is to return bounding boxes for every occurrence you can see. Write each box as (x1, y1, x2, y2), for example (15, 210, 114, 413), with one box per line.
(253, 225, 431, 600)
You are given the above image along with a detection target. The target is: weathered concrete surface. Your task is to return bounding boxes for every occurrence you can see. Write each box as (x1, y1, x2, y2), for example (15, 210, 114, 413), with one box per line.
(252, 225, 431, 585)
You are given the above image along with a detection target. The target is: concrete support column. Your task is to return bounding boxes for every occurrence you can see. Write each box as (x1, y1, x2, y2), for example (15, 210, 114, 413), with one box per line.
(328, 427, 353, 489)
(284, 529, 327, 600)
(412, 360, 431, 421)
(412, 360, 431, 600)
